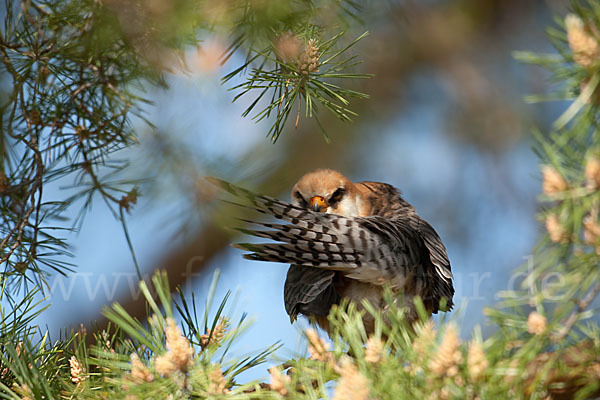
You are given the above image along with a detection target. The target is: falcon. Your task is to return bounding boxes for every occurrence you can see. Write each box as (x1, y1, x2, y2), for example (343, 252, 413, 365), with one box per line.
(211, 169, 454, 334)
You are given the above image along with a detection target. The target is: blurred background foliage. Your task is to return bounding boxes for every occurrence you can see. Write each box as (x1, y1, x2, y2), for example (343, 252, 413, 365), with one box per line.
(5, 0, 600, 398)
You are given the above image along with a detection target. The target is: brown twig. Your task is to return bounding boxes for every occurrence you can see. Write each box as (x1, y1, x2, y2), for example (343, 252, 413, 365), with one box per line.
(242, 382, 272, 393)
(552, 282, 600, 342)
(525, 340, 600, 400)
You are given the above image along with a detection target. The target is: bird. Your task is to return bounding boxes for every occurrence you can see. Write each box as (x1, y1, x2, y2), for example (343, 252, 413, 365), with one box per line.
(210, 169, 454, 335)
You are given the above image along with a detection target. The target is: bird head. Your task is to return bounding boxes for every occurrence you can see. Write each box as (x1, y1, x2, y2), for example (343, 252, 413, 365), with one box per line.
(291, 169, 363, 216)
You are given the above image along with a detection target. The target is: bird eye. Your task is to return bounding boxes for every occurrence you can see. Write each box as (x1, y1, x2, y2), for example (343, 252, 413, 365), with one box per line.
(328, 187, 345, 204)
(294, 191, 308, 207)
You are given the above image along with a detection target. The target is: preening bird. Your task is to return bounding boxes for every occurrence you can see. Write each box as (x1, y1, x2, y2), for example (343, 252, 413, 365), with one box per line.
(211, 169, 454, 334)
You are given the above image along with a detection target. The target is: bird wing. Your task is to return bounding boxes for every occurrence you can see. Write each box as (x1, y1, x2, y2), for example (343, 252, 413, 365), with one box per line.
(413, 219, 454, 311)
(283, 265, 338, 319)
(209, 177, 429, 287)
(357, 179, 454, 310)
(415, 219, 453, 280)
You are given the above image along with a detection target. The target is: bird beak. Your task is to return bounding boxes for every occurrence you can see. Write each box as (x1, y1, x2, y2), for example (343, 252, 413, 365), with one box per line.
(310, 196, 328, 212)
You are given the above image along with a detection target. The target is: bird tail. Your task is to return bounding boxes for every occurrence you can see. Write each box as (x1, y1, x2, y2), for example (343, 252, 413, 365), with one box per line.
(207, 177, 362, 270)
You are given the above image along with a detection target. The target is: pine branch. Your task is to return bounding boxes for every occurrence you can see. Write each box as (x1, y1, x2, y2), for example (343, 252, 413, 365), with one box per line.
(552, 282, 600, 342)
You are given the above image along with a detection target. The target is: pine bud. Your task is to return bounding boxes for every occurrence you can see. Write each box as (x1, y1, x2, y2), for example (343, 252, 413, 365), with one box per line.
(154, 318, 195, 376)
(208, 364, 229, 394)
(546, 213, 569, 243)
(467, 341, 488, 381)
(566, 14, 600, 68)
(527, 311, 547, 335)
(269, 366, 291, 395)
(298, 39, 320, 75)
(406, 320, 437, 375)
(583, 215, 600, 245)
(430, 324, 462, 378)
(275, 33, 301, 62)
(129, 353, 154, 383)
(332, 356, 370, 400)
(154, 353, 177, 377)
(306, 328, 332, 363)
(364, 336, 384, 364)
(413, 320, 437, 359)
(585, 156, 600, 189)
(200, 316, 229, 348)
(69, 355, 86, 384)
(542, 166, 567, 196)
(164, 318, 194, 372)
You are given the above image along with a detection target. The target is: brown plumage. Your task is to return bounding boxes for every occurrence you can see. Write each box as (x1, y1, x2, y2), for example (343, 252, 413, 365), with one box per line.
(210, 169, 454, 335)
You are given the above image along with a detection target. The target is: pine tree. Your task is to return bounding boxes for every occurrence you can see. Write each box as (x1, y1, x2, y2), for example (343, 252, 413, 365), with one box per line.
(2, 0, 600, 399)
